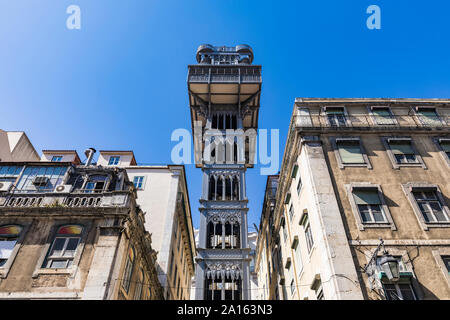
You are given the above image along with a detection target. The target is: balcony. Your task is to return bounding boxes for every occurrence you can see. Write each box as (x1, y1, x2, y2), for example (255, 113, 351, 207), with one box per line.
(188, 65, 261, 84)
(294, 114, 449, 132)
(0, 190, 131, 209)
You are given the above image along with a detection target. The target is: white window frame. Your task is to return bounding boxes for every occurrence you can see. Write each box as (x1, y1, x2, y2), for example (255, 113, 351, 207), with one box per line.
(402, 183, 450, 230)
(0, 223, 30, 279)
(412, 106, 446, 127)
(133, 176, 146, 190)
(51, 156, 63, 162)
(330, 137, 372, 169)
(322, 106, 351, 127)
(432, 137, 450, 167)
(108, 156, 121, 166)
(381, 137, 426, 169)
(367, 106, 398, 126)
(345, 183, 396, 231)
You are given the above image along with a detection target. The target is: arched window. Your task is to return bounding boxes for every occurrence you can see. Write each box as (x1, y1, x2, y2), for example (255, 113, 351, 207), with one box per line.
(0, 225, 23, 267)
(208, 176, 216, 200)
(225, 177, 232, 200)
(43, 225, 83, 269)
(122, 246, 135, 293)
(232, 177, 239, 200)
(216, 177, 224, 201)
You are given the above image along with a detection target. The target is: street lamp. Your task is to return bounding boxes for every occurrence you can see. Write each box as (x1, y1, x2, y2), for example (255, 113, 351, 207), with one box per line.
(363, 238, 400, 282)
(378, 253, 400, 282)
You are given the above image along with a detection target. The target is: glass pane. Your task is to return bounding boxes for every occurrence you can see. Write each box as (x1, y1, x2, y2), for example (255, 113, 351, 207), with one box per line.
(423, 191, 437, 200)
(50, 260, 68, 269)
(384, 284, 399, 300)
(429, 202, 447, 222)
(418, 109, 441, 126)
(440, 142, 450, 153)
(373, 109, 395, 125)
(358, 205, 372, 222)
(371, 205, 386, 222)
(398, 284, 415, 300)
(418, 203, 434, 222)
(0, 240, 17, 259)
(405, 154, 418, 163)
(63, 238, 80, 257)
(338, 143, 365, 164)
(50, 238, 66, 257)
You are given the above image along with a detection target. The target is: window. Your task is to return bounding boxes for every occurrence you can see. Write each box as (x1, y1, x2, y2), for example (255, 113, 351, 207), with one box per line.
(416, 107, 442, 127)
(371, 107, 396, 125)
(51, 156, 63, 162)
(353, 189, 387, 223)
(403, 184, 450, 230)
(296, 177, 302, 195)
(15, 166, 68, 192)
(290, 279, 295, 295)
(331, 138, 371, 169)
(390, 141, 418, 164)
(43, 225, 83, 269)
(122, 246, 135, 293)
(337, 140, 365, 164)
(0, 225, 22, 267)
(108, 156, 120, 165)
(316, 283, 324, 300)
(291, 165, 298, 179)
(84, 175, 107, 193)
(281, 218, 287, 243)
(383, 283, 416, 300)
(293, 236, 303, 275)
(134, 269, 144, 300)
(0, 166, 22, 184)
(442, 256, 450, 275)
(300, 213, 314, 253)
(382, 137, 426, 169)
(441, 141, 450, 160)
(325, 107, 347, 127)
(289, 204, 295, 221)
(133, 176, 145, 190)
(433, 138, 450, 167)
(413, 190, 449, 223)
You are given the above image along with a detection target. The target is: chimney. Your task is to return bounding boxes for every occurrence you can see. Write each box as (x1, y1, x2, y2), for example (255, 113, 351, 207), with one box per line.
(84, 148, 96, 166)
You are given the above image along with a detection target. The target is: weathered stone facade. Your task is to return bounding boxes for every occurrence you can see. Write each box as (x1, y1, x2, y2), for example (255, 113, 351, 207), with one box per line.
(257, 98, 450, 300)
(0, 160, 163, 300)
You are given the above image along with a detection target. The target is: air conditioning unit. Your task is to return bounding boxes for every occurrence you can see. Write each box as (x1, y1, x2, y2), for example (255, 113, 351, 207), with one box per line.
(55, 184, 72, 193)
(33, 176, 49, 186)
(0, 181, 13, 192)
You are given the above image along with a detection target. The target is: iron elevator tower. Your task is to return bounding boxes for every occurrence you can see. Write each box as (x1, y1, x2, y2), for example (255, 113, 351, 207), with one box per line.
(187, 44, 262, 300)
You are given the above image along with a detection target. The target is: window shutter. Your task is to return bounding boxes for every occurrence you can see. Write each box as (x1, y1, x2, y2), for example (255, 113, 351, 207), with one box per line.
(353, 189, 381, 205)
(440, 141, 450, 153)
(338, 142, 365, 163)
(291, 165, 298, 178)
(389, 141, 414, 155)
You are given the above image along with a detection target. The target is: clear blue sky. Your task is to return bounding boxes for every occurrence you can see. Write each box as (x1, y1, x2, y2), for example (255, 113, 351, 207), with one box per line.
(1, 1, 449, 231)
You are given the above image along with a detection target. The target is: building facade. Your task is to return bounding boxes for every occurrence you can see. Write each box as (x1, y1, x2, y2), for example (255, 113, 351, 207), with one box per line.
(0, 130, 39, 162)
(188, 44, 262, 300)
(257, 98, 450, 300)
(94, 150, 196, 300)
(0, 153, 163, 299)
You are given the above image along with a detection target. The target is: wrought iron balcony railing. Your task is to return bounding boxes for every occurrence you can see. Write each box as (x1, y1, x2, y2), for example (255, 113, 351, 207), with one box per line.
(293, 114, 449, 130)
(0, 191, 131, 209)
(188, 65, 262, 83)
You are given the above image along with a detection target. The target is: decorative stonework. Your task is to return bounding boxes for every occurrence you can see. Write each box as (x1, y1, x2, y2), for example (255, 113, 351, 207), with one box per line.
(206, 211, 241, 224)
(205, 261, 243, 280)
